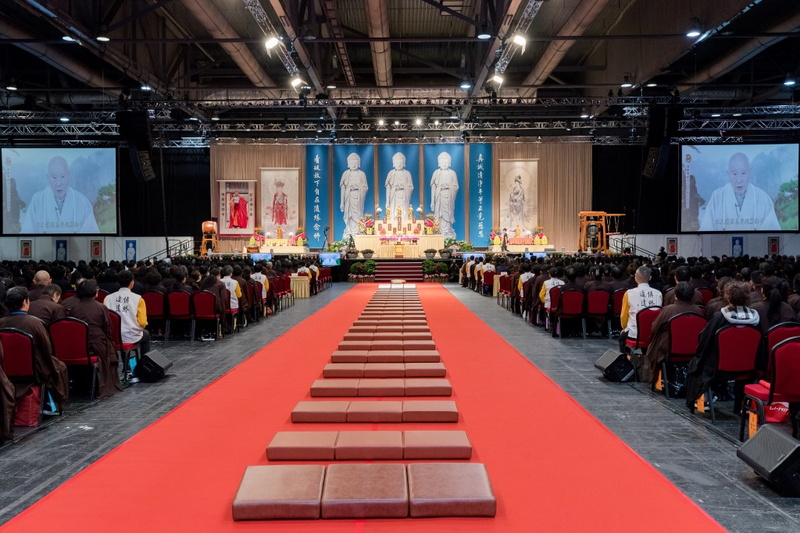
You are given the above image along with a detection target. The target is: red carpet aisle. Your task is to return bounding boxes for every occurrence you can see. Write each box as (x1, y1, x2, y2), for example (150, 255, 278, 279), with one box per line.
(3, 284, 724, 532)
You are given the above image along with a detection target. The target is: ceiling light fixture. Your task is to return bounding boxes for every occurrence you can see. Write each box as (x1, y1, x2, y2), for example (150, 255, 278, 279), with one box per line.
(460, 79, 472, 90)
(784, 78, 796, 87)
(378, 119, 385, 126)
(326, 84, 336, 89)
(140, 85, 153, 91)
(620, 74, 632, 88)
(5, 83, 17, 91)
(477, 24, 491, 40)
(686, 18, 702, 38)
(59, 116, 69, 122)
(415, 118, 422, 126)
(61, 35, 76, 42)
(511, 33, 526, 53)
(491, 74, 504, 85)
(646, 83, 657, 87)
(580, 107, 589, 119)
(96, 35, 110, 42)
(265, 36, 280, 50)
(290, 77, 304, 89)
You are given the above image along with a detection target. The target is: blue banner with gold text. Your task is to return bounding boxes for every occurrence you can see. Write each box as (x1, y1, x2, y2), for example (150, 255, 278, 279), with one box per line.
(305, 145, 329, 249)
(468, 143, 493, 246)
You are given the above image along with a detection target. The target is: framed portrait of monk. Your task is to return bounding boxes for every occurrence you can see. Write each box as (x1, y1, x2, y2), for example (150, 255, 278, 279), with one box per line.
(20, 239, 32, 259)
(218, 180, 256, 237)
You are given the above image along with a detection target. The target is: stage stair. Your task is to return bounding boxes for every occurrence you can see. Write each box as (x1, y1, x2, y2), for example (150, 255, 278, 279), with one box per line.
(374, 261, 424, 283)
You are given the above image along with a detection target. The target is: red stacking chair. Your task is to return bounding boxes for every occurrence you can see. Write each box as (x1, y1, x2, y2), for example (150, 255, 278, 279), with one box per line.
(107, 310, 140, 382)
(284, 275, 295, 306)
(252, 280, 266, 318)
(740, 336, 800, 441)
(584, 290, 611, 338)
(708, 324, 762, 423)
(62, 291, 76, 301)
(223, 289, 239, 333)
(498, 275, 512, 309)
(625, 307, 661, 353)
(661, 313, 707, 399)
(49, 317, 99, 400)
(142, 291, 168, 338)
(483, 271, 494, 296)
(95, 289, 110, 304)
(192, 290, 222, 340)
(0, 328, 46, 424)
(696, 288, 714, 307)
(766, 322, 800, 356)
(557, 290, 585, 339)
(167, 291, 193, 340)
(611, 288, 626, 335)
(545, 286, 562, 332)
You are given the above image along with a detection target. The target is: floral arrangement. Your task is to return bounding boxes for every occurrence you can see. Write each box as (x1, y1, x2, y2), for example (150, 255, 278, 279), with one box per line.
(424, 248, 437, 254)
(348, 260, 376, 282)
(439, 248, 451, 254)
(424, 216, 435, 228)
(361, 249, 375, 254)
(328, 239, 347, 252)
(249, 230, 266, 247)
(289, 229, 307, 246)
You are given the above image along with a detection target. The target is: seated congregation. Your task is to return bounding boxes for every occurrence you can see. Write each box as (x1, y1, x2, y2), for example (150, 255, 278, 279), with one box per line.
(0, 255, 330, 443)
(472, 251, 800, 440)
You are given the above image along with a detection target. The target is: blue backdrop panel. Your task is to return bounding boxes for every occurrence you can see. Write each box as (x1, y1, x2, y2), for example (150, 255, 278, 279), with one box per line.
(468, 143, 493, 246)
(332, 145, 374, 241)
(423, 144, 465, 240)
(304, 145, 329, 248)
(378, 145, 420, 216)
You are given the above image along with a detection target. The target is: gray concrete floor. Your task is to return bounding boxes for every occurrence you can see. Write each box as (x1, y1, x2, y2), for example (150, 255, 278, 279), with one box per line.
(1, 283, 798, 531)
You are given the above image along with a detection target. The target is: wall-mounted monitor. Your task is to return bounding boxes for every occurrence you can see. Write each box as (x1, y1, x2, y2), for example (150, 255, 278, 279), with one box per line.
(2, 147, 118, 234)
(680, 143, 799, 232)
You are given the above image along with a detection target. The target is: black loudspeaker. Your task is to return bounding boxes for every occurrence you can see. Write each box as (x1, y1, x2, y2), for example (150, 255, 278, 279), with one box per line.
(641, 106, 671, 180)
(594, 349, 634, 382)
(737, 425, 800, 496)
(116, 110, 156, 182)
(135, 350, 173, 382)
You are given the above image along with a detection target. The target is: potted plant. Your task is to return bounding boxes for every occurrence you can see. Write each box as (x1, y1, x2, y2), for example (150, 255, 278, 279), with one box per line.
(424, 248, 437, 259)
(438, 248, 451, 260)
(345, 246, 359, 260)
(361, 248, 374, 259)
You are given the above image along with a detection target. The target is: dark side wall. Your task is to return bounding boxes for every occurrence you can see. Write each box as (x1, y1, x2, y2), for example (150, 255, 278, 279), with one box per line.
(120, 148, 210, 242)
(591, 145, 680, 234)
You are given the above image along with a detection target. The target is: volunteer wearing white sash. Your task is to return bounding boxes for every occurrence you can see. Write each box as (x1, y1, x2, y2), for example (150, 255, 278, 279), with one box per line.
(20, 156, 99, 234)
(699, 152, 780, 231)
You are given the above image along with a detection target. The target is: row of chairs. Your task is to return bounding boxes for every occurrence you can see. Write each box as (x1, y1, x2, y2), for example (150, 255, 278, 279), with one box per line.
(487, 274, 800, 440)
(627, 306, 800, 438)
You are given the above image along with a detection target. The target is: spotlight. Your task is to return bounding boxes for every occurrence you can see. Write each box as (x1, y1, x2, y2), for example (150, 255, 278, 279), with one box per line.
(491, 74, 504, 85)
(394, 120, 400, 126)
(265, 36, 280, 50)
(378, 119, 385, 126)
(511, 34, 526, 49)
(686, 18, 702, 38)
(290, 77, 304, 88)
(415, 118, 422, 126)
